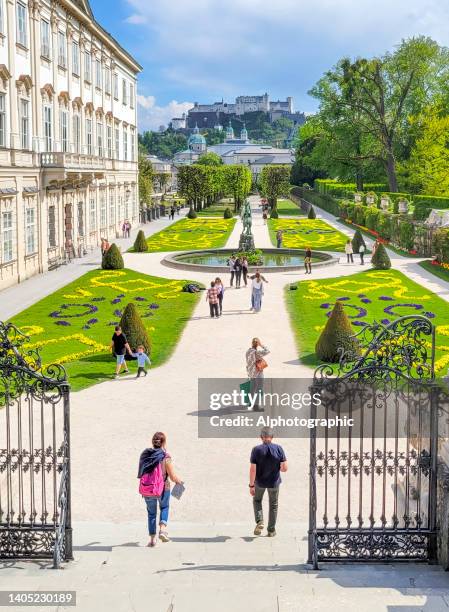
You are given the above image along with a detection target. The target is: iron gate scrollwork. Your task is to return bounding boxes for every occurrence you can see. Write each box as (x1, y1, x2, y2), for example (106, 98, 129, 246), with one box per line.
(0, 322, 72, 568)
(309, 315, 441, 567)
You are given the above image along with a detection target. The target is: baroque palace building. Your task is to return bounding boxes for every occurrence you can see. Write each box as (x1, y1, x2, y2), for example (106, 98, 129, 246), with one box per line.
(0, 0, 141, 290)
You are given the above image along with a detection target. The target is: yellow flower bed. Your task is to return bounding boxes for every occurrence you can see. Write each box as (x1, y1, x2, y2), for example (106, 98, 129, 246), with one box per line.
(142, 218, 236, 252)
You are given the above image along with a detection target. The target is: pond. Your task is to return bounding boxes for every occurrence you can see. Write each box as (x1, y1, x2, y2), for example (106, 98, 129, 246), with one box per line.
(175, 251, 320, 267)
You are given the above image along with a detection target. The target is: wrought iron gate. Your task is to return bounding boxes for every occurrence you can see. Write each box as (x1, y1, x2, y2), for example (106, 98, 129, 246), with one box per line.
(309, 316, 440, 567)
(0, 322, 71, 568)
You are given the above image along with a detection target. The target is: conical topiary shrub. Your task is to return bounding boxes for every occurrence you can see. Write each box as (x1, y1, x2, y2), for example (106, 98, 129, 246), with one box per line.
(133, 230, 148, 252)
(102, 243, 124, 270)
(187, 207, 197, 219)
(308, 206, 316, 219)
(351, 229, 366, 254)
(371, 243, 391, 270)
(223, 207, 233, 219)
(315, 301, 360, 363)
(119, 302, 151, 354)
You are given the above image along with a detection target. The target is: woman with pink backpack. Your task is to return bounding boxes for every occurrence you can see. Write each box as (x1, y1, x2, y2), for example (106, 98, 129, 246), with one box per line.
(138, 432, 183, 547)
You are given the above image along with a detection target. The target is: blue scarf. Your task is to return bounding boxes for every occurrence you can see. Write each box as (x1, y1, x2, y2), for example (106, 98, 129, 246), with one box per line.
(137, 448, 166, 479)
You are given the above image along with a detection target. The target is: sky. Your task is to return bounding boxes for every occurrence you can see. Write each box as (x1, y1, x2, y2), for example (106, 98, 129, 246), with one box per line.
(90, 0, 449, 132)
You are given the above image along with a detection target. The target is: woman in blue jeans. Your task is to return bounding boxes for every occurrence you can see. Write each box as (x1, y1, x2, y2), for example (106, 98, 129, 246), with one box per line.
(140, 432, 183, 547)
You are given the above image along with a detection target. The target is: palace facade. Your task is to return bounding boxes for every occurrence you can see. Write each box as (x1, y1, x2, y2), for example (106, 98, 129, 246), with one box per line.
(0, 0, 141, 290)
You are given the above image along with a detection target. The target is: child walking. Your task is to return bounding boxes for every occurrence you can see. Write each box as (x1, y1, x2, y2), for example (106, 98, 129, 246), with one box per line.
(133, 345, 151, 377)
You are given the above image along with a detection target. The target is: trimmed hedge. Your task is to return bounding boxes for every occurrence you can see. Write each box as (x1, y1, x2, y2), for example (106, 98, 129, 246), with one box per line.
(308, 206, 316, 219)
(133, 230, 148, 252)
(371, 243, 391, 270)
(119, 302, 151, 354)
(315, 301, 360, 363)
(102, 243, 124, 270)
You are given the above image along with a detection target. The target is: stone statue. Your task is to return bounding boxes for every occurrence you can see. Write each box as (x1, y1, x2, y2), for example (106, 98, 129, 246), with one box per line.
(239, 198, 255, 251)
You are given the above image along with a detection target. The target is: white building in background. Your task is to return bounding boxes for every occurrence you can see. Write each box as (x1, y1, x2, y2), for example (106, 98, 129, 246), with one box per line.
(0, 0, 141, 291)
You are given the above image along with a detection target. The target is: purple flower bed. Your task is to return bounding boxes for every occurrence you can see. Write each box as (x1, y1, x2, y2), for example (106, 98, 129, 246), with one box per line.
(92, 297, 106, 302)
(108, 321, 119, 326)
(425, 312, 436, 319)
(320, 303, 330, 309)
(336, 297, 350, 301)
(381, 319, 390, 325)
(50, 303, 98, 319)
(87, 318, 98, 325)
(149, 303, 159, 309)
(113, 309, 123, 317)
(352, 321, 368, 327)
(361, 298, 371, 304)
(384, 303, 424, 315)
(111, 298, 121, 304)
(55, 320, 71, 326)
(134, 296, 146, 301)
(82, 325, 90, 330)
(379, 296, 394, 301)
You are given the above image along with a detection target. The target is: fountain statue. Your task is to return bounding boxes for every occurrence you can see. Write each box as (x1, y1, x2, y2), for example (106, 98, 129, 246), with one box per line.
(239, 199, 255, 251)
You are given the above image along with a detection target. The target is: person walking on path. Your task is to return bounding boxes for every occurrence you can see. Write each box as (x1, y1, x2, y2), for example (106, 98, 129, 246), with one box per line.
(276, 229, 283, 249)
(234, 257, 243, 288)
(251, 272, 265, 312)
(170, 206, 175, 220)
(262, 210, 268, 225)
(242, 257, 249, 287)
(122, 222, 127, 238)
(359, 243, 365, 265)
(215, 277, 224, 315)
(111, 325, 132, 378)
(246, 338, 270, 411)
(138, 432, 183, 547)
(304, 246, 312, 274)
(250, 269, 268, 283)
(249, 427, 288, 537)
(133, 345, 151, 378)
(206, 281, 220, 318)
(228, 255, 236, 287)
(345, 239, 354, 264)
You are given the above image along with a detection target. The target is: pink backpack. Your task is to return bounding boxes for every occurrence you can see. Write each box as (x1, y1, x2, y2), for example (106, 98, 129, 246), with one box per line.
(139, 463, 165, 497)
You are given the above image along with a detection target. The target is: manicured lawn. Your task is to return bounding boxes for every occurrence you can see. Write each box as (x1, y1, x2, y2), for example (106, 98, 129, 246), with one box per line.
(141, 218, 236, 252)
(286, 269, 449, 375)
(9, 269, 200, 391)
(276, 198, 303, 216)
(268, 218, 348, 251)
(419, 260, 449, 283)
(196, 199, 235, 217)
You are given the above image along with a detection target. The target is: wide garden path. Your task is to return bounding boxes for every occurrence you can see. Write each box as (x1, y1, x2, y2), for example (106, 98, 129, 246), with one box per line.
(3, 196, 449, 611)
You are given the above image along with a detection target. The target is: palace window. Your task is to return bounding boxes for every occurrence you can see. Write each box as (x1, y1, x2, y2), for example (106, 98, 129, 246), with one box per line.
(84, 51, 91, 82)
(109, 193, 115, 226)
(25, 206, 36, 255)
(60, 109, 69, 152)
(19, 99, 29, 149)
(122, 79, 127, 105)
(107, 125, 112, 158)
(16, 2, 28, 47)
(130, 127, 135, 161)
(41, 19, 50, 58)
(97, 121, 103, 156)
(77, 202, 84, 237)
(100, 194, 107, 228)
(86, 119, 92, 155)
(58, 31, 67, 68)
(0, 0, 4, 35)
(48, 205, 56, 247)
(72, 41, 80, 75)
(113, 73, 118, 99)
(95, 59, 101, 88)
(123, 126, 128, 161)
(89, 198, 96, 231)
(0, 94, 6, 147)
(115, 126, 119, 159)
(73, 113, 80, 153)
(43, 105, 52, 151)
(1, 211, 13, 263)
(105, 69, 111, 94)
(130, 84, 134, 109)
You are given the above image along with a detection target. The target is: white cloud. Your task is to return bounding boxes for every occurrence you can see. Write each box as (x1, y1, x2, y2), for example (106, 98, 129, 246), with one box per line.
(125, 13, 147, 25)
(137, 95, 193, 131)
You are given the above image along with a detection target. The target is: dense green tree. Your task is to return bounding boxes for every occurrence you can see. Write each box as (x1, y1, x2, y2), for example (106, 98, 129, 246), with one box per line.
(138, 129, 187, 159)
(315, 301, 360, 363)
(195, 152, 223, 166)
(223, 166, 252, 213)
(138, 154, 154, 206)
(102, 244, 124, 270)
(119, 303, 151, 354)
(259, 165, 291, 212)
(309, 37, 449, 191)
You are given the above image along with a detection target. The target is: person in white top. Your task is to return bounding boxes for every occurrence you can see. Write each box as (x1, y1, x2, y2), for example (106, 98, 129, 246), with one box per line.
(228, 256, 236, 286)
(251, 273, 265, 312)
(345, 240, 354, 264)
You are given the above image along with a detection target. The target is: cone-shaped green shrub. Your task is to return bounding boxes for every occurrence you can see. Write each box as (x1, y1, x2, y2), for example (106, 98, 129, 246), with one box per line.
(133, 230, 148, 252)
(315, 301, 360, 363)
(223, 207, 233, 219)
(308, 206, 316, 219)
(371, 243, 391, 270)
(187, 207, 197, 219)
(102, 243, 124, 270)
(351, 229, 366, 254)
(119, 302, 151, 353)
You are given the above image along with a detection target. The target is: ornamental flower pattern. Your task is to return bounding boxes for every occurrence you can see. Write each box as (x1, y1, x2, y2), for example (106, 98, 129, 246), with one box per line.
(297, 270, 449, 374)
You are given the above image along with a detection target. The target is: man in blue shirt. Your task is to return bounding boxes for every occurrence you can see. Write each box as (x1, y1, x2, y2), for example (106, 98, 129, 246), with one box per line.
(249, 427, 288, 537)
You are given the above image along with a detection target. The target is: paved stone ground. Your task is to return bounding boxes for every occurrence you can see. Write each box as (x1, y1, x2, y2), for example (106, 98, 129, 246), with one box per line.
(2, 197, 449, 612)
